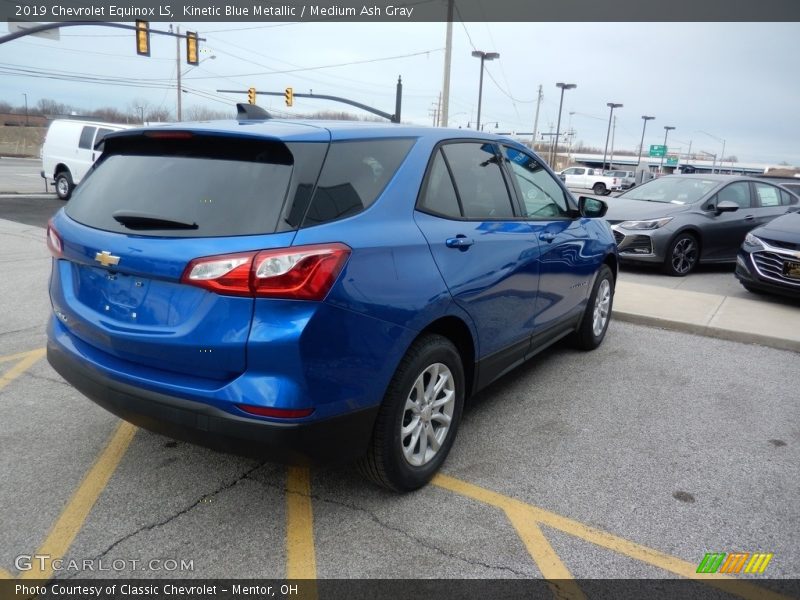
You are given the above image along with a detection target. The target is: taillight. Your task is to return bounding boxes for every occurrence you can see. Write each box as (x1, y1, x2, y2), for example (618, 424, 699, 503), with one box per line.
(180, 243, 351, 301)
(47, 220, 63, 257)
(182, 251, 256, 297)
(236, 404, 314, 419)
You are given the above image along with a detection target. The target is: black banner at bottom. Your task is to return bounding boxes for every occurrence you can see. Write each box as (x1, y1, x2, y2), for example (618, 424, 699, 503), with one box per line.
(3, 579, 799, 600)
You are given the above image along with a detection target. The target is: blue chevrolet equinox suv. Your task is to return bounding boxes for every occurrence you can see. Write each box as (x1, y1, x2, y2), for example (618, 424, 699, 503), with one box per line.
(46, 110, 617, 491)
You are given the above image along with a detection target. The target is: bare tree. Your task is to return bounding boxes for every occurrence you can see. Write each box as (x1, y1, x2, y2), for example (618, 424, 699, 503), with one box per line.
(184, 105, 232, 121)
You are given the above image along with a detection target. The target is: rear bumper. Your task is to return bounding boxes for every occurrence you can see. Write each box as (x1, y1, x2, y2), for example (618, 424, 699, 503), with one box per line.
(47, 340, 379, 465)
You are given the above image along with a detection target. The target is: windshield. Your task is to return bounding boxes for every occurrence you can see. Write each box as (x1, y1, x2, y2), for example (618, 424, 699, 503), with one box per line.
(618, 177, 718, 204)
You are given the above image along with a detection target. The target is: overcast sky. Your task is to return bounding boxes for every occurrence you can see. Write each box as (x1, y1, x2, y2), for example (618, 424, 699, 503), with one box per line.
(2, 21, 799, 165)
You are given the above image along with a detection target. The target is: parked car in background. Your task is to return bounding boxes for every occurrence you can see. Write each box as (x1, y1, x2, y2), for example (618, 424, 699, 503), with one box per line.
(46, 113, 618, 492)
(560, 166, 621, 195)
(41, 119, 130, 200)
(605, 170, 635, 189)
(735, 210, 800, 298)
(606, 174, 799, 276)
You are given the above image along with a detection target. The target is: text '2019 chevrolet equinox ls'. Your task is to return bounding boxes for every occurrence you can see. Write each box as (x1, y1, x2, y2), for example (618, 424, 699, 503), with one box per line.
(46, 110, 618, 491)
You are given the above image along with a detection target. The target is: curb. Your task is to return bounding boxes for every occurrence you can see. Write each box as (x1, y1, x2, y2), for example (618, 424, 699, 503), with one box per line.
(612, 309, 800, 354)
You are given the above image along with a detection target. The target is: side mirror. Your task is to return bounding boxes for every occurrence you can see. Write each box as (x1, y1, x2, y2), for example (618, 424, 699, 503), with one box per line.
(714, 200, 739, 215)
(578, 195, 608, 218)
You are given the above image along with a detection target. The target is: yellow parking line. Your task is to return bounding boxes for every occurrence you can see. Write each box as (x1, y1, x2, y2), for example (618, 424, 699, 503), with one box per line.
(285, 466, 317, 583)
(0, 348, 46, 393)
(504, 505, 586, 600)
(433, 474, 790, 600)
(20, 422, 136, 580)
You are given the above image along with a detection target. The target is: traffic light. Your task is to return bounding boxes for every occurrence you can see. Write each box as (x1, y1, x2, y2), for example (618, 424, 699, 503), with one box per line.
(248, 87, 256, 105)
(285, 87, 293, 107)
(135, 20, 150, 57)
(186, 31, 199, 66)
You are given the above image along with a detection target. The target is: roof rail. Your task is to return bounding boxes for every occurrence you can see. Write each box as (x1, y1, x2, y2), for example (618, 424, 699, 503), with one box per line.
(236, 103, 271, 121)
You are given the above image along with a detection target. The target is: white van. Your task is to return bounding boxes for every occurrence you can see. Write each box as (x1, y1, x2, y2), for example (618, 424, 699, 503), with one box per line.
(41, 119, 130, 200)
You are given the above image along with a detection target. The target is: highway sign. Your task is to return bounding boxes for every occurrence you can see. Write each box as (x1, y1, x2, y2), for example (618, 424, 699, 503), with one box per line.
(666, 155, 679, 166)
(649, 145, 667, 157)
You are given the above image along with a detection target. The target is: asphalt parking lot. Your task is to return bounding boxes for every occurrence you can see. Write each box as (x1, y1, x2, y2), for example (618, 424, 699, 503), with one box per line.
(0, 199, 798, 597)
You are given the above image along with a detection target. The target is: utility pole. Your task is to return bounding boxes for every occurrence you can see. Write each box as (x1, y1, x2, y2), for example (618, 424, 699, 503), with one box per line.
(175, 25, 182, 122)
(22, 93, 28, 126)
(440, 0, 454, 127)
(531, 85, 543, 150)
(609, 114, 616, 169)
(437, 91, 442, 127)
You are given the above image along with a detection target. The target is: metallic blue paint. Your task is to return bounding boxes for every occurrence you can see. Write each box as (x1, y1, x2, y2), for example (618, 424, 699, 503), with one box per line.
(47, 119, 617, 448)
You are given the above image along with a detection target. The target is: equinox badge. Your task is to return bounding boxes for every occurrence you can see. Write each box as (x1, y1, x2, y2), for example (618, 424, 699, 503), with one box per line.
(94, 251, 120, 267)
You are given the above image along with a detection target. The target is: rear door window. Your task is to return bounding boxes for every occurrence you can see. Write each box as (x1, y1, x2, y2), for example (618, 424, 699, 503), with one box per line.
(78, 126, 97, 150)
(66, 135, 299, 237)
(753, 182, 781, 207)
(441, 142, 515, 220)
(302, 139, 414, 227)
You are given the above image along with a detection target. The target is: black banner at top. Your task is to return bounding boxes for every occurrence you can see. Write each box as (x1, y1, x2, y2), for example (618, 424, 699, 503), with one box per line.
(4, 0, 800, 22)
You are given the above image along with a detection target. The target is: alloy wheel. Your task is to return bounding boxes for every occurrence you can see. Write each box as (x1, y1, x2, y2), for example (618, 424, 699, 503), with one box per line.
(400, 363, 455, 467)
(592, 279, 611, 337)
(671, 237, 698, 275)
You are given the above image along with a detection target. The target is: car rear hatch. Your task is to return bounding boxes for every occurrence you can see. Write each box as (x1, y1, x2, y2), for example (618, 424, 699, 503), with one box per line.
(49, 126, 330, 381)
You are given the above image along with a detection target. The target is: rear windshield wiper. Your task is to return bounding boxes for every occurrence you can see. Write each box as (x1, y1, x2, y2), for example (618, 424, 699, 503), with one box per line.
(112, 211, 198, 230)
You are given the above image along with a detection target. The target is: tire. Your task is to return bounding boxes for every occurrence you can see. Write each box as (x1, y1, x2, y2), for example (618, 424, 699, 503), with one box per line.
(358, 334, 465, 492)
(572, 264, 614, 350)
(663, 233, 699, 276)
(55, 171, 73, 201)
(592, 182, 607, 195)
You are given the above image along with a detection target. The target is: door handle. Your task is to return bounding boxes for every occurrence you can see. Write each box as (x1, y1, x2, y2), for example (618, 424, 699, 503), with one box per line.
(539, 232, 557, 243)
(446, 236, 474, 249)
(744, 215, 754, 221)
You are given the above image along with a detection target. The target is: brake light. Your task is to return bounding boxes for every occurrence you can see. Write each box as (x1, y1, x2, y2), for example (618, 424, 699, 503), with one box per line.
(143, 131, 193, 139)
(181, 243, 351, 300)
(46, 221, 63, 257)
(236, 404, 314, 419)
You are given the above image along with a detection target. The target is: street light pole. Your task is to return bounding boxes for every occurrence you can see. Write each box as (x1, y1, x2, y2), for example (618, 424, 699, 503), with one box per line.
(471, 50, 499, 131)
(660, 126, 675, 173)
(551, 82, 576, 168)
(22, 93, 28, 126)
(637, 115, 655, 166)
(602, 102, 622, 171)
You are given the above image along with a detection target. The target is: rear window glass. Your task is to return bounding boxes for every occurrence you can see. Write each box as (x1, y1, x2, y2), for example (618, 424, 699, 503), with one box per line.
(66, 136, 295, 237)
(302, 139, 414, 227)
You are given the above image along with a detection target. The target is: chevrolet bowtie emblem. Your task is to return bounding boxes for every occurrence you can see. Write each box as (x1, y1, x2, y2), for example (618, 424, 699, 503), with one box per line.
(95, 251, 120, 267)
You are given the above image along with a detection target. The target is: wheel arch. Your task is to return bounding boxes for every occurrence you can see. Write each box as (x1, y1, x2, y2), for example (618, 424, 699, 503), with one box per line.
(416, 315, 476, 400)
(670, 226, 704, 257)
(603, 252, 618, 283)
